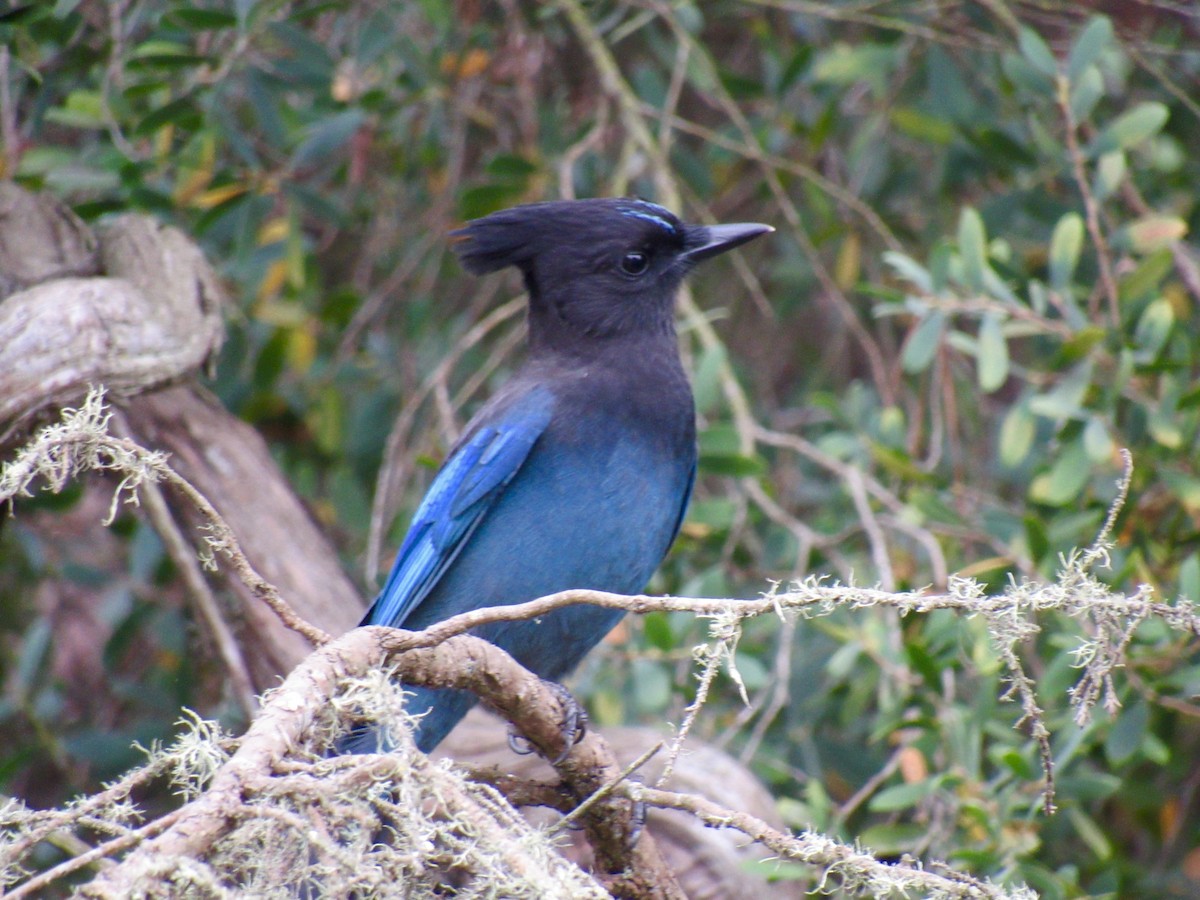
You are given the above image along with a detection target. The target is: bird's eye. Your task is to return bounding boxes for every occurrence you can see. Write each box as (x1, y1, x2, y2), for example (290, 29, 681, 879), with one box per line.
(620, 250, 650, 276)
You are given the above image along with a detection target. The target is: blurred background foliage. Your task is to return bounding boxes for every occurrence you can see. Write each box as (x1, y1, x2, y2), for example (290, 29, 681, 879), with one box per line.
(3, 1, 1200, 896)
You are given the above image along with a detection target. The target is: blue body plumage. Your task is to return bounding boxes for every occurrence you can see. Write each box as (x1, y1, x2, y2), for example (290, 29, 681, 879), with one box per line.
(345, 198, 771, 753)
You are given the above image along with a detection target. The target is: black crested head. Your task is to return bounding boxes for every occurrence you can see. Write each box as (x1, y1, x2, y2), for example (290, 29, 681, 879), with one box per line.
(450, 198, 771, 346)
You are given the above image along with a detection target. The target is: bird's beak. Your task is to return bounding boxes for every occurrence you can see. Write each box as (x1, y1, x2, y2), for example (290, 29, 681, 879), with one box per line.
(683, 222, 774, 263)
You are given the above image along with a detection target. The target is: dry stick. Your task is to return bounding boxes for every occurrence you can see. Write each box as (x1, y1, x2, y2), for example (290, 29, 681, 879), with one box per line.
(2, 747, 179, 868)
(735, 616, 796, 764)
(1056, 73, 1120, 326)
(846, 466, 896, 591)
(631, 785, 1028, 900)
(547, 741, 663, 837)
(149, 450, 329, 647)
(111, 412, 258, 719)
(557, 108, 610, 199)
(137, 474, 259, 718)
(9, 807, 188, 900)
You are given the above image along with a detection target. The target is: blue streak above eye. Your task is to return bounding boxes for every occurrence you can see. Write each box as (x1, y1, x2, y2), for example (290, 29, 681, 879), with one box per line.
(619, 202, 678, 234)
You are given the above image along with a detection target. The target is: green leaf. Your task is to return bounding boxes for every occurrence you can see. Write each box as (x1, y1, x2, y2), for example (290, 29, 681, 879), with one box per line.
(870, 778, 941, 812)
(1105, 700, 1149, 765)
(698, 452, 767, 477)
(642, 612, 674, 652)
(1163, 473, 1200, 512)
(127, 53, 211, 72)
(1049, 212, 1084, 293)
(957, 207, 987, 292)
(996, 748, 1038, 780)
(44, 89, 106, 129)
(1002, 52, 1053, 94)
(1057, 771, 1121, 801)
(1133, 297, 1174, 362)
(902, 311, 945, 373)
(977, 314, 1009, 393)
(1119, 248, 1173, 302)
(883, 251, 932, 292)
(858, 824, 927, 855)
(133, 95, 200, 136)
(1069, 64, 1104, 121)
(1029, 360, 1093, 419)
(1017, 26, 1058, 77)
(999, 402, 1036, 468)
(460, 183, 524, 219)
(484, 153, 538, 180)
(1067, 16, 1113, 82)
(292, 109, 366, 169)
(15, 619, 52, 696)
(692, 343, 727, 415)
(1089, 102, 1169, 156)
(1083, 417, 1114, 463)
(1024, 514, 1049, 563)
(630, 659, 671, 713)
(890, 107, 955, 145)
(169, 8, 238, 29)
(1148, 396, 1183, 449)
(1067, 808, 1113, 861)
(1030, 438, 1090, 506)
(1179, 553, 1200, 603)
(1094, 151, 1126, 200)
(686, 498, 737, 532)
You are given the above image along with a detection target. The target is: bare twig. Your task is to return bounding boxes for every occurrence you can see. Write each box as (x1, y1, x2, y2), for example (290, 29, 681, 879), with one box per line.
(632, 784, 1033, 899)
(1056, 73, 1119, 324)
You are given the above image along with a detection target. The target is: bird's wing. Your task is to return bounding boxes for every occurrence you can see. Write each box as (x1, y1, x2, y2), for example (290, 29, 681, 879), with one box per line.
(362, 386, 555, 629)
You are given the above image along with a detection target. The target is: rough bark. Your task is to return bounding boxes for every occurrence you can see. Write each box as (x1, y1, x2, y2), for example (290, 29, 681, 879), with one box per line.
(0, 185, 224, 444)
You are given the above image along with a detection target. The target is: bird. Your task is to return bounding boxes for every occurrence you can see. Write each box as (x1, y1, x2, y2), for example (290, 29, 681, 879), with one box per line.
(343, 197, 772, 755)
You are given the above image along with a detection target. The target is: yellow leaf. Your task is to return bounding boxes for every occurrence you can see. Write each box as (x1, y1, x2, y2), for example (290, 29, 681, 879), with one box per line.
(173, 134, 217, 204)
(1128, 215, 1187, 253)
(286, 324, 317, 373)
(193, 183, 248, 209)
(257, 217, 289, 246)
(257, 258, 288, 302)
(441, 48, 490, 79)
(835, 232, 861, 290)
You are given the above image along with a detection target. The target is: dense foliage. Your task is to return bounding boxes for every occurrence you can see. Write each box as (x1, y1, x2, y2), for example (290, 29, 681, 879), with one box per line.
(3, 2, 1200, 896)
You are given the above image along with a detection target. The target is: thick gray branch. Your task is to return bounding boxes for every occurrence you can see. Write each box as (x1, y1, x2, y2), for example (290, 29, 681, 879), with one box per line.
(0, 184, 224, 443)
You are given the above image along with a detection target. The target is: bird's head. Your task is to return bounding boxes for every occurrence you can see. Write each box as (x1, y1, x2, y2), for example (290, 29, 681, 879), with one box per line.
(450, 198, 772, 345)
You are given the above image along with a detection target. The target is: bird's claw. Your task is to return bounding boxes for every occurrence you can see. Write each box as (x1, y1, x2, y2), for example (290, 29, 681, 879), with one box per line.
(544, 681, 588, 764)
(507, 730, 536, 756)
(505, 681, 588, 764)
(627, 795, 647, 847)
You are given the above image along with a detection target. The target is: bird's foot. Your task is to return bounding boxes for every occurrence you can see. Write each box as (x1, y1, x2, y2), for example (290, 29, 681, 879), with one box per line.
(626, 786, 647, 848)
(506, 680, 588, 765)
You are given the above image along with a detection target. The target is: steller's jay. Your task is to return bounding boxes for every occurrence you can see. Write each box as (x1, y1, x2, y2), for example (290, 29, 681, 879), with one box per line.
(343, 198, 772, 754)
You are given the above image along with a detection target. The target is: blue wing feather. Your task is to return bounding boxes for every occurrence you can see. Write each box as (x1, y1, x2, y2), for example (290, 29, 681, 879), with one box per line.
(363, 387, 555, 629)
